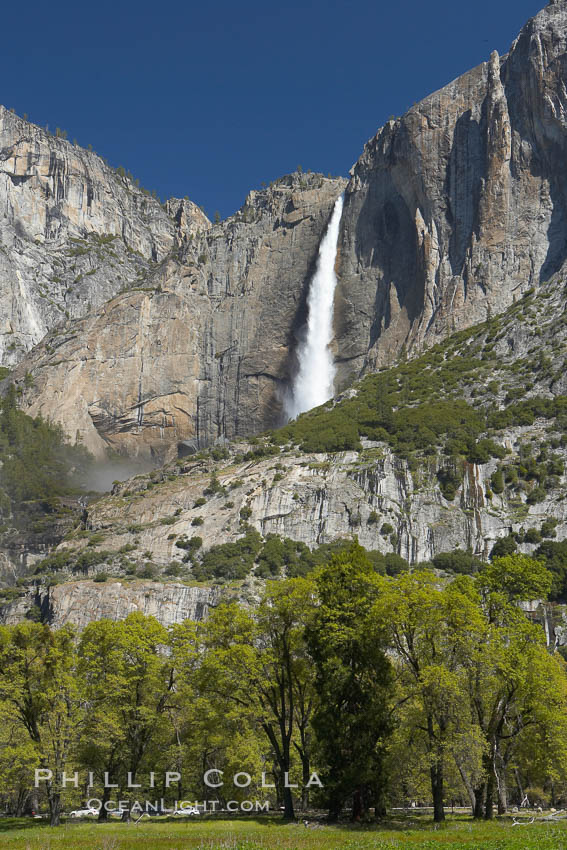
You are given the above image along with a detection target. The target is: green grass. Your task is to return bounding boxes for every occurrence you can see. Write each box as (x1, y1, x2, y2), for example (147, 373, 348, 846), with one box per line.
(2, 816, 567, 849)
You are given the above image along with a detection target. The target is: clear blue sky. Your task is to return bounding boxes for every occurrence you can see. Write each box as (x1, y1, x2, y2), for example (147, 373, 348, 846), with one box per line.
(2, 0, 544, 220)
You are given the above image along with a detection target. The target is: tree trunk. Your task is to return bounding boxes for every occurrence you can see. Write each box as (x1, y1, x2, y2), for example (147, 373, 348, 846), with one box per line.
(374, 792, 387, 821)
(457, 763, 477, 813)
(262, 723, 294, 820)
(426, 713, 445, 823)
(98, 785, 111, 822)
(300, 750, 310, 811)
(484, 770, 494, 820)
(373, 769, 388, 821)
(15, 788, 29, 817)
(430, 763, 445, 823)
(497, 776, 508, 815)
(282, 784, 295, 820)
(273, 763, 283, 810)
(293, 740, 311, 811)
(473, 783, 485, 819)
(48, 791, 61, 827)
(327, 793, 342, 822)
(26, 787, 39, 818)
(351, 788, 364, 822)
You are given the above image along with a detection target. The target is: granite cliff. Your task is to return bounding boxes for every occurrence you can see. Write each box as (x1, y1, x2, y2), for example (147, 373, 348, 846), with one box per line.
(4, 276, 567, 632)
(8, 4, 567, 457)
(0, 105, 209, 367)
(5, 3, 567, 630)
(334, 0, 567, 378)
(2, 171, 346, 459)
(0, 579, 220, 630)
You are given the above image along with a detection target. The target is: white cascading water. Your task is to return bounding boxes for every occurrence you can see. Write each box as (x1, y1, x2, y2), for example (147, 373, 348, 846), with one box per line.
(286, 194, 344, 419)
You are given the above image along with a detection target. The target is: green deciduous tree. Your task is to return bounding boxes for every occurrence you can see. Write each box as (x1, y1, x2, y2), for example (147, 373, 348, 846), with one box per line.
(307, 543, 393, 821)
(196, 579, 316, 819)
(0, 623, 79, 825)
(77, 613, 175, 819)
(373, 571, 481, 823)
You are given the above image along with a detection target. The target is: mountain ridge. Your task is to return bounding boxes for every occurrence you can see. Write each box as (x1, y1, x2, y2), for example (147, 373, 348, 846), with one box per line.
(4, 2, 567, 627)
(6, 2, 567, 458)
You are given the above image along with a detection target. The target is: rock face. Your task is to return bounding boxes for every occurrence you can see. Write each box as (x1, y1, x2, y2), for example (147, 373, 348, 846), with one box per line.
(5, 174, 346, 458)
(0, 105, 209, 366)
(41, 271, 567, 574)
(75, 434, 565, 570)
(3, 270, 567, 628)
(0, 580, 221, 630)
(5, 5, 567, 448)
(334, 0, 567, 380)
(4, 2, 567, 633)
(9, 3, 567, 456)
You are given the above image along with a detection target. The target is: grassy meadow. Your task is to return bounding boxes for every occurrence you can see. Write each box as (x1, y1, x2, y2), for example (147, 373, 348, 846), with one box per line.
(2, 815, 567, 850)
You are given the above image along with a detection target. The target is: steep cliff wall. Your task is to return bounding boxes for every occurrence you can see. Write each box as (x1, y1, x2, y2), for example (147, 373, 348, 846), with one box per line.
(3, 271, 567, 627)
(49, 273, 567, 567)
(9, 3, 567, 457)
(0, 105, 209, 365)
(4, 174, 346, 458)
(335, 1, 567, 382)
(0, 579, 221, 629)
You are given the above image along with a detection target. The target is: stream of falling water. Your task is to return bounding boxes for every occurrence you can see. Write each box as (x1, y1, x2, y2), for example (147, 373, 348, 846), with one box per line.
(286, 194, 344, 419)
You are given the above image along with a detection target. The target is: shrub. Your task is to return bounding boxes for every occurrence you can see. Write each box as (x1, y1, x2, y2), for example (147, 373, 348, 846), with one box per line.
(505, 466, 519, 485)
(490, 535, 517, 560)
(524, 528, 542, 545)
(380, 523, 394, 536)
(384, 553, 409, 576)
(524, 787, 552, 808)
(256, 535, 286, 577)
(432, 549, 483, 575)
(87, 532, 105, 547)
(175, 535, 202, 554)
(367, 511, 379, 525)
(204, 474, 225, 496)
(535, 540, 567, 600)
(547, 456, 564, 476)
(527, 485, 547, 505)
(490, 469, 505, 495)
(541, 519, 558, 538)
(192, 516, 204, 526)
(209, 447, 229, 461)
(195, 528, 263, 581)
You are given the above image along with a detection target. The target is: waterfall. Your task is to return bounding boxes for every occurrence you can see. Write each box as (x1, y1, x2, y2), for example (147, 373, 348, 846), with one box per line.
(286, 194, 344, 420)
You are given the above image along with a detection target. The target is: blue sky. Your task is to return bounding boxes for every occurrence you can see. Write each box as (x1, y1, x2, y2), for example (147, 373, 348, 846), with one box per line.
(2, 0, 543, 219)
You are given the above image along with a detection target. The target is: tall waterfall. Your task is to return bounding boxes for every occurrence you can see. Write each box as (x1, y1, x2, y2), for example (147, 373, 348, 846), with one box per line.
(286, 194, 344, 420)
